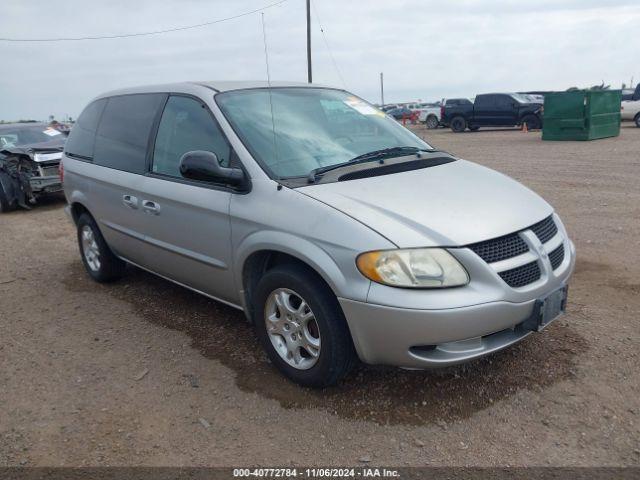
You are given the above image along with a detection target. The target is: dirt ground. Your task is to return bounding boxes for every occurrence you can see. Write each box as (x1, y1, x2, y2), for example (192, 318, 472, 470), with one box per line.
(1, 125, 639, 467)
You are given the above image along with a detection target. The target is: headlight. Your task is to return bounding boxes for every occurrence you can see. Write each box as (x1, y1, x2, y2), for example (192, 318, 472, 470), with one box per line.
(356, 248, 469, 288)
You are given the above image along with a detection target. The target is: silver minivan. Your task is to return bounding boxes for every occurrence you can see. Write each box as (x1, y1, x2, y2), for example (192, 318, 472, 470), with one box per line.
(63, 81, 575, 387)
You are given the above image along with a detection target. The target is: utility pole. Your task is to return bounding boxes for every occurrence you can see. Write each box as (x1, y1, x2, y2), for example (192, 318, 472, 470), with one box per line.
(380, 72, 385, 106)
(306, 0, 312, 83)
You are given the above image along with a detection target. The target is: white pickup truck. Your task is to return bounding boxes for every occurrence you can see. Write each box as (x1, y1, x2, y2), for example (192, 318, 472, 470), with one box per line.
(621, 100, 640, 127)
(406, 103, 441, 129)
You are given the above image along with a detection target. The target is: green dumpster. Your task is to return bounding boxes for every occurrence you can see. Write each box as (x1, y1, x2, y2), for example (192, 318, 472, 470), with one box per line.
(542, 89, 621, 141)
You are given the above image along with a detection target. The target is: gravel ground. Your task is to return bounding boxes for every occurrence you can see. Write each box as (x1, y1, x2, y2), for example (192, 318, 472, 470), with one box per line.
(1, 125, 638, 467)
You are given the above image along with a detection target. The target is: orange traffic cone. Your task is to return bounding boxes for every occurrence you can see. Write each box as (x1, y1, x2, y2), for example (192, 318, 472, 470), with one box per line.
(522, 122, 528, 133)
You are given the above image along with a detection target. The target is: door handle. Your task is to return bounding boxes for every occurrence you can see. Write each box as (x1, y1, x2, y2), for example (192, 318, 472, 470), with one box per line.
(122, 194, 138, 209)
(142, 200, 161, 215)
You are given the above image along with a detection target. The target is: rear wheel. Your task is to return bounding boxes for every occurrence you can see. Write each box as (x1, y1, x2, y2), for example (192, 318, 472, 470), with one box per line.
(253, 263, 355, 388)
(77, 213, 126, 282)
(425, 115, 439, 129)
(450, 116, 466, 133)
(521, 114, 541, 130)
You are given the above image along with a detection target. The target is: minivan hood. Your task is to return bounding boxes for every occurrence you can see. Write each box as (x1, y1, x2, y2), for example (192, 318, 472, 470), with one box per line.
(297, 159, 552, 247)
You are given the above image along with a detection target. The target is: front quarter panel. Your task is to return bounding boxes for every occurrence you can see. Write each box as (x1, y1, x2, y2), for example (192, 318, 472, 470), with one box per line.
(230, 179, 396, 303)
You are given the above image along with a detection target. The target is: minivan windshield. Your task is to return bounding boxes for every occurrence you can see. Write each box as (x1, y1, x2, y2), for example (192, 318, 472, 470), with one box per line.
(216, 88, 433, 178)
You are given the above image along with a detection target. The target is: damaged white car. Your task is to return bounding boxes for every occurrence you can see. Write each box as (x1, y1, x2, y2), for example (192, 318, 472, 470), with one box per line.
(0, 123, 66, 212)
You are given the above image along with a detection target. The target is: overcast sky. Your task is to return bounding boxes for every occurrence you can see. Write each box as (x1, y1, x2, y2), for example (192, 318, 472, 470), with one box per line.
(0, 0, 638, 121)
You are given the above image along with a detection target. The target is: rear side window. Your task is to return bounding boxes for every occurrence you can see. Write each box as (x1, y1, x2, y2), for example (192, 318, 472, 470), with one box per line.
(495, 95, 514, 108)
(64, 99, 106, 159)
(448, 99, 471, 106)
(474, 95, 494, 108)
(93, 94, 165, 174)
(152, 95, 231, 178)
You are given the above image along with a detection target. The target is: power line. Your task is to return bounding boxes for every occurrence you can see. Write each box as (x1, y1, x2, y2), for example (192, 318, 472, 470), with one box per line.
(0, 0, 288, 42)
(310, 0, 347, 89)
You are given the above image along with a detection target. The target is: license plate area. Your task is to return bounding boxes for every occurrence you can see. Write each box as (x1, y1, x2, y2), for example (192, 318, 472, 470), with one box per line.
(521, 285, 568, 332)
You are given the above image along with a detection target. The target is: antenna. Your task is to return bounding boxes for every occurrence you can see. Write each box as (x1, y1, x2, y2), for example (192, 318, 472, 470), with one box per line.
(261, 12, 279, 168)
(261, 13, 272, 86)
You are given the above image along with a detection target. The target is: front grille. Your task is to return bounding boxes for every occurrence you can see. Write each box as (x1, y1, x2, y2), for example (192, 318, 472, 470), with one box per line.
(467, 233, 529, 264)
(498, 261, 541, 288)
(548, 244, 565, 270)
(530, 216, 557, 244)
(465, 214, 565, 289)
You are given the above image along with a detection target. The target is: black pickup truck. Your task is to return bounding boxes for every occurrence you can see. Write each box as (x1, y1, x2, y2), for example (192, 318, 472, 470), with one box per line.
(441, 93, 544, 132)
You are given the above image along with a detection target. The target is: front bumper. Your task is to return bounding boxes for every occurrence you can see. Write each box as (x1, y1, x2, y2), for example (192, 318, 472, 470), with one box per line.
(340, 296, 544, 368)
(30, 175, 62, 194)
(339, 231, 576, 369)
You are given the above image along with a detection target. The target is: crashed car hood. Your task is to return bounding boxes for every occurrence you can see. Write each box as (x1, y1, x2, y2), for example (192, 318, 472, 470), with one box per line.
(1, 142, 64, 163)
(297, 159, 553, 247)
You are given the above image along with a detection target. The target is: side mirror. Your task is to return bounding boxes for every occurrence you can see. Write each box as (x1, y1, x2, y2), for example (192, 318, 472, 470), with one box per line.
(179, 150, 245, 187)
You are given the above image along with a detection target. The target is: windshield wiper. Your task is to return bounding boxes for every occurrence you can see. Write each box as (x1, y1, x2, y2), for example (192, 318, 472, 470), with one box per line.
(307, 146, 436, 183)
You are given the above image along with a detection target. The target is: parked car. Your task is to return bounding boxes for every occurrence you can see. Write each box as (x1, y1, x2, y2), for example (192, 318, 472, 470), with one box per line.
(620, 84, 640, 127)
(386, 106, 413, 120)
(442, 93, 544, 132)
(621, 99, 640, 127)
(0, 123, 66, 212)
(62, 81, 575, 387)
(417, 105, 441, 129)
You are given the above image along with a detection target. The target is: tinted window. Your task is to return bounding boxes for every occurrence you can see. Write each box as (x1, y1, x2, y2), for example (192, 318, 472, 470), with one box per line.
(93, 94, 165, 174)
(152, 96, 231, 178)
(474, 95, 494, 108)
(447, 99, 470, 106)
(496, 95, 515, 108)
(64, 99, 106, 159)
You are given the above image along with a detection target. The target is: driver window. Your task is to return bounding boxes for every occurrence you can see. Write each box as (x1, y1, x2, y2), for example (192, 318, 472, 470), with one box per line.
(153, 95, 231, 178)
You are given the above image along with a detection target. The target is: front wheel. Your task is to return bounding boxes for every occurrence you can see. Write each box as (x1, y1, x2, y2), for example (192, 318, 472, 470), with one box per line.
(635, 114, 640, 128)
(521, 114, 541, 130)
(253, 263, 355, 388)
(450, 116, 467, 133)
(77, 213, 126, 282)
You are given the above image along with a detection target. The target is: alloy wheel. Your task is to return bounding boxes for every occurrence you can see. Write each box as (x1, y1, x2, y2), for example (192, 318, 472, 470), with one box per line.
(264, 288, 321, 370)
(81, 225, 101, 272)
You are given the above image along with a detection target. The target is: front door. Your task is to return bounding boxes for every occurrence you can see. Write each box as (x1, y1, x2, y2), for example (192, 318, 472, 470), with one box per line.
(136, 95, 238, 305)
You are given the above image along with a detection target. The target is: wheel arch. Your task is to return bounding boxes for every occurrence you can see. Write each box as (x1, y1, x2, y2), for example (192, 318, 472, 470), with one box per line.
(70, 201, 92, 224)
(67, 189, 94, 225)
(235, 233, 351, 322)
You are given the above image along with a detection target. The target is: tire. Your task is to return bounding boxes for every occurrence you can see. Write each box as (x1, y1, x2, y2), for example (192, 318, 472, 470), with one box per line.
(425, 115, 439, 129)
(76, 213, 126, 283)
(469, 125, 480, 131)
(252, 263, 355, 388)
(450, 116, 466, 133)
(0, 184, 15, 213)
(635, 114, 640, 128)
(521, 114, 541, 130)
